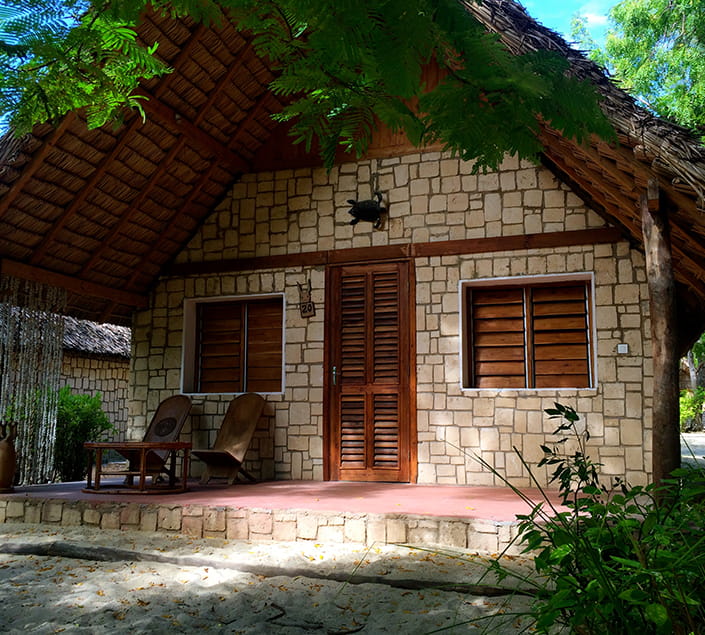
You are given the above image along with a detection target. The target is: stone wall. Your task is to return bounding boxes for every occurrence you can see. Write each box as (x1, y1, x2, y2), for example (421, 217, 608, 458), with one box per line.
(0, 496, 521, 554)
(130, 151, 652, 487)
(60, 352, 130, 441)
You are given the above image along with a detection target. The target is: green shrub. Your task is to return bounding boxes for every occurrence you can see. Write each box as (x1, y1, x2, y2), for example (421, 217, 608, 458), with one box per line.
(680, 387, 705, 431)
(54, 386, 115, 482)
(489, 403, 705, 635)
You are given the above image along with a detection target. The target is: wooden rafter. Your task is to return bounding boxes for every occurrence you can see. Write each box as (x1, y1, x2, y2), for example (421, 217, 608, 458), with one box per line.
(138, 93, 250, 173)
(0, 112, 76, 221)
(29, 23, 209, 266)
(126, 163, 225, 286)
(607, 139, 700, 219)
(548, 137, 705, 283)
(120, 88, 279, 294)
(543, 140, 705, 298)
(80, 137, 190, 275)
(81, 40, 256, 278)
(30, 114, 145, 264)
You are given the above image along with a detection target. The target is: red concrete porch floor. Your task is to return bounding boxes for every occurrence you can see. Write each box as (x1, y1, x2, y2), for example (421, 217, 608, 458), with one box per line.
(0, 480, 567, 553)
(2, 479, 562, 521)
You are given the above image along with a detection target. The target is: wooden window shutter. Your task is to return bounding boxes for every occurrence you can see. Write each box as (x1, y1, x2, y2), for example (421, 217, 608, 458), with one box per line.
(530, 284, 590, 388)
(246, 298, 283, 392)
(196, 301, 245, 393)
(469, 287, 527, 388)
(194, 296, 283, 394)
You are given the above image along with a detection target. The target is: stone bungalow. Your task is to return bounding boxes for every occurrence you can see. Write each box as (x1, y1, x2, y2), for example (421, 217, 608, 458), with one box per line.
(1, 1, 705, 488)
(61, 316, 131, 440)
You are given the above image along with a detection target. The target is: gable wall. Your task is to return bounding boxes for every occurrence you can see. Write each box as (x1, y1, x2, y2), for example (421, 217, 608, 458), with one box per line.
(131, 151, 652, 487)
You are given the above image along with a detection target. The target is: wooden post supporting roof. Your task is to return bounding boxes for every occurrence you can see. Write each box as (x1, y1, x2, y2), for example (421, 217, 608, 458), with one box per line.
(641, 180, 680, 484)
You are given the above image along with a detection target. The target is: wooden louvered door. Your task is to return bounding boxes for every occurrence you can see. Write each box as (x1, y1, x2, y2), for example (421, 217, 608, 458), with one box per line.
(325, 261, 414, 482)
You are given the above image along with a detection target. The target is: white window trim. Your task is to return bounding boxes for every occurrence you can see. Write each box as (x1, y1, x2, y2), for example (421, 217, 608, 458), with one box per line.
(181, 292, 286, 396)
(458, 272, 598, 392)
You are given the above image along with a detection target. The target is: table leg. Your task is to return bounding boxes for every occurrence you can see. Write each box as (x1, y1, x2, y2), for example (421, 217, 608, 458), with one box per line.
(86, 449, 94, 490)
(167, 450, 176, 488)
(181, 449, 190, 492)
(94, 448, 103, 490)
(138, 448, 147, 491)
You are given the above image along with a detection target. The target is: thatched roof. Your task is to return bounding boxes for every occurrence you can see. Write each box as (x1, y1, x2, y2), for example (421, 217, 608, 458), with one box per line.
(63, 316, 131, 358)
(1, 0, 705, 341)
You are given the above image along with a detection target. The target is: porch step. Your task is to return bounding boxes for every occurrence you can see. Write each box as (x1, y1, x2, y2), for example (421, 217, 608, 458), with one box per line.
(0, 495, 523, 555)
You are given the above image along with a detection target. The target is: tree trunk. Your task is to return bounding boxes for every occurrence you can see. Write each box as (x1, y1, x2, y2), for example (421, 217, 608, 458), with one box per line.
(641, 182, 680, 485)
(687, 350, 698, 391)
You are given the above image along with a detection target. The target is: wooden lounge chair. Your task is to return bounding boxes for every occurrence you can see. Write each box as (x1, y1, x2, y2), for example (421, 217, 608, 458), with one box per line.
(113, 394, 192, 486)
(192, 393, 265, 485)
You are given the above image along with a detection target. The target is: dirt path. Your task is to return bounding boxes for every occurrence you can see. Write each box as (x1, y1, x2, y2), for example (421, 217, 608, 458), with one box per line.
(0, 523, 536, 633)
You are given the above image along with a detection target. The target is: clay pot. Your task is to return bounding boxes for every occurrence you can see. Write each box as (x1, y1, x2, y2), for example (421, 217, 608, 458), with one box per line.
(0, 423, 17, 492)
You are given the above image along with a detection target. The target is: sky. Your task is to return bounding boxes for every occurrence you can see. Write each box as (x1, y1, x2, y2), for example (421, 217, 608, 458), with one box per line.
(521, 0, 615, 43)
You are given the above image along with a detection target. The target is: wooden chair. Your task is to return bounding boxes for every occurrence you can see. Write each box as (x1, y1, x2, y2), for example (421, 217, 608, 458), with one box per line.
(115, 394, 192, 485)
(192, 393, 265, 485)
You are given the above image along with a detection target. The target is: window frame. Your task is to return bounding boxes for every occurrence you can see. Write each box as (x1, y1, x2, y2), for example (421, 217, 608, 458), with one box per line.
(182, 293, 286, 395)
(459, 273, 597, 391)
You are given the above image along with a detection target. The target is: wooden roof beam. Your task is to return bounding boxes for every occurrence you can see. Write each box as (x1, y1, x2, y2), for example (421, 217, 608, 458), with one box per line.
(29, 23, 210, 266)
(545, 134, 705, 286)
(127, 164, 235, 291)
(120, 88, 278, 295)
(0, 113, 76, 221)
(543, 143, 705, 299)
(0, 258, 148, 308)
(80, 41, 257, 278)
(30, 114, 145, 265)
(138, 92, 250, 173)
(79, 137, 190, 275)
(98, 165, 238, 321)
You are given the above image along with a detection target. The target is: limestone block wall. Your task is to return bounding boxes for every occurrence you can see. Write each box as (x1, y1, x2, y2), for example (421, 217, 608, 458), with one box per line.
(131, 268, 324, 482)
(415, 242, 651, 487)
(130, 151, 652, 487)
(60, 353, 130, 441)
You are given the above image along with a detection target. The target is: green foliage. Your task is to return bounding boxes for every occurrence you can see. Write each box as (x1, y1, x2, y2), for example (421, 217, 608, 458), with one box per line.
(573, 0, 705, 136)
(0, 0, 171, 132)
(489, 403, 705, 634)
(0, 0, 614, 171)
(54, 385, 114, 482)
(680, 387, 705, 431)
(691, 331, 705, 369)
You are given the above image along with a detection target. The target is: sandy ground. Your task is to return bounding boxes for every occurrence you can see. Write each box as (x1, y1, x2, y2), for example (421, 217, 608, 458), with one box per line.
(0, 523, 538, 634)
(681, 432, 705, 469)
(1, 438, 700, 633)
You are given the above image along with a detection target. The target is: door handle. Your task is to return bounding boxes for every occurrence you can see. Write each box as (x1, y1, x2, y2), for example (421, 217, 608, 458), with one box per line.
(332, 366, 337, 385)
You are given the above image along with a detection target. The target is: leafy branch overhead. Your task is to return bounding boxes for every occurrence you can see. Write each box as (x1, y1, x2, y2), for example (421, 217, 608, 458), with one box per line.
(0, 0, 614, 170)
(572, 0, 705, 138)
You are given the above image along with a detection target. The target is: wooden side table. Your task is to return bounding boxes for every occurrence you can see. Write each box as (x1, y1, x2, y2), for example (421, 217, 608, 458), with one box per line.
(83, 441, 191, 494)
